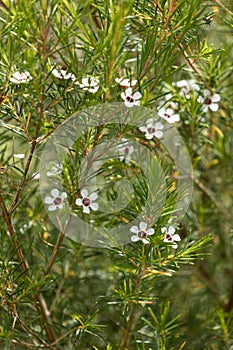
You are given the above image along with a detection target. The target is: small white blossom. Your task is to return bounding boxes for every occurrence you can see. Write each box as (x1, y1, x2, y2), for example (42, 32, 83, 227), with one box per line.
(47, 163, 63, 177)
(158, 107, 180, 123)
(10, 71, 32, 84)
(75, 77, 100, 93)
(130, 222, 154, 244)
(173, 79, 199, 99)
(117, 139, 134, 164)
(44, 188, 67, 211)
(139, 119, 164, 139)
(14, 153, 25, 159)
(76, 189, 98, 214)
(115, 77, 137, 88)
(121, 87, 142, 108)
(162, 225, 181, 249)
(51, 68, 75, 80)
(197, 89, 221, 112)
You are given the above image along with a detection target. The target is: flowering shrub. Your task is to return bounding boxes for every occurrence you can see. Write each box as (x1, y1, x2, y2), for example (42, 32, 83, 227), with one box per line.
(0, 0, 233, 349)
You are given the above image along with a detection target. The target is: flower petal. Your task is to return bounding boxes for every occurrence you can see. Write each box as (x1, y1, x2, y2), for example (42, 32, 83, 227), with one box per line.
(130, 226, 139, 233)
(90, 203, 99, 211)
(173, 234, 181, 241)
(89, 192, 98, 200)
(51, 188, 59, 197)
(83, 206, 90, 214)
(209, 103, 219, 112)
(81, 189, 88, 198)
(168, 226, 176, 235)
(48, 205, 56, 211)
(139, 222, 147, 231)
(75, 198, 82, 206)
(147, 228, 155, 236)
(133, 92, 142, 100)
(44, 196, 53, 204)
(131, 235, 140, 242)
(142, 238, 149, 244)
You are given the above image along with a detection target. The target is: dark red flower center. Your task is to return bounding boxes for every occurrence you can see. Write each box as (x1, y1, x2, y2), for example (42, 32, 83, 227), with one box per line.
(147, 127, 155, 134)
(54, 197, 62, 206)
(204, 97, 212, 105)
(164, 113, 171, 118)
(82, 197, 90, 207)
(165, 233, 173, 241)
(138, 231, 147, 238)
(126, 96, 134, 103)
(124, 146, 130, 155)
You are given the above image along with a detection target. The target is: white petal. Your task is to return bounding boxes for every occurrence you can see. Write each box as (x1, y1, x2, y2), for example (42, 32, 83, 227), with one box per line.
(209, 103, 219, 112)
(172, 242, 178, 249)
(124, 101, 134, 108)
(145, 133, 154, 140)
(61, 192, 67, 199)
(44, 196, 53, 204)
(134, 100, 141, 106)
(57, 203, 63, 209)
(155, 122, 164, 129)
(89, 192, 98, 200)
(147, 228, 154, 235)
(51, 188, 59, 197)
(131, 235, 140, 242)
(130, 226, 139, 234)
(161, 227, 166, 234)
(83, 206, 90, 214)
(125, 87, 132, 96)
(139, 222, 147, 231)
(173, 234, 181, 242)
(121, 91, 127, 101)
(154, 131, 163, 139)
(81, 77, 89, 86)
(81, 189, 88, 198)
(168, 226, 176, 235)
(133, 92, 142, 100)
(139, 126, 147, 132)
(212, 94, 220, 102)
(48, 204, 56, 211)
(142, 238, 149, 244)
(90, 203, 98, 211)
(76, 198, 82, 206)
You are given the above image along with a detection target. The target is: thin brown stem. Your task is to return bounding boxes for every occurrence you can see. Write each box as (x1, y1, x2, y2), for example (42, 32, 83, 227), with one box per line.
(213, 0, 233, 16)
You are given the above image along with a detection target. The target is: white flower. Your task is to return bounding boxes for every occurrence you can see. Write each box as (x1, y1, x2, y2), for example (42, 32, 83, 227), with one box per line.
(76, 77, 100, 93)
(158, 107, 180, 123)
(51, 68, 75, 80)
(44, 188, 67, 211)
(139, 119, 164, 139)
(10, 71, 32, 83)
(75, 189, 99, 214)
(14, 153, 25, 159)
(197, 89, 221, 112)
(174, 79, 199, 99)
(130, 222, 154, 244)
(47, 163, 63, 177)
(117, 139, 134, 164)
(115, 77, 137, 88)
(121, 87, 142, 108)
(162, 226, 181, 249)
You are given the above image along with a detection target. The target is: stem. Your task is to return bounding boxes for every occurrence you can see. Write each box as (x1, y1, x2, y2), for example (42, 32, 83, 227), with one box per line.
(120, 270, 144, 349)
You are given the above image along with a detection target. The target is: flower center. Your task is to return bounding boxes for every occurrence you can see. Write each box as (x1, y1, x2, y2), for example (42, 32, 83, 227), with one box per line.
(138, 230, 147, 238)
(124, 146, 130, 155)
(126, 96, 134, 103)
(54, 197, 62, 206)
(165, 233, 173, 241)
(204, 97, 212, 105)
(82, 197, 90, 207)
(164, 113, 171, 118)
(147, 127, 156, 134)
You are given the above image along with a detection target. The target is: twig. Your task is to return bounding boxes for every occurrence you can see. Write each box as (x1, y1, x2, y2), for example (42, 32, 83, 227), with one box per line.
(213, 0, 233, 16)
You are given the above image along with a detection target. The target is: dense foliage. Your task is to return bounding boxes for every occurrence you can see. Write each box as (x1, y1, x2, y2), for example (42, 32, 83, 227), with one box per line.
(0, 0, 233, 349)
